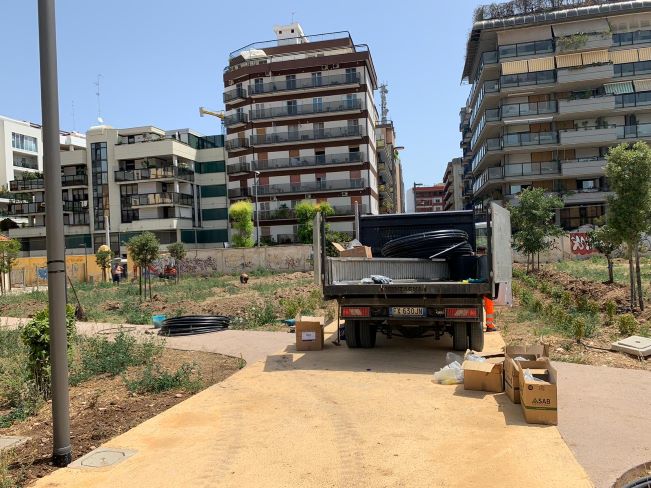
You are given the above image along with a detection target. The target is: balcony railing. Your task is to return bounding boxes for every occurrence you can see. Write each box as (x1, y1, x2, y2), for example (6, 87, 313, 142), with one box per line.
(249, 72, 361, 96)
(8, 202, 45, 215)
(13, 160, 39, 170)
(114, 167, 194, 183)
(9, 174, 88, 191)
(229, 178, 367, 198)
(618, 123, 651, 139)
(503, 161, 561, 177)
(123, 192, 194, 207)
(227, 152, 366, 174)
(223, 87, 247, 103)
(501, 100, 558, 118)
(500, 70, 556, 89)
(256, 205, 365, 220)
(225, 138, 250, 151)
(503, 131, 558, 147)
(249, 99, 363, 120)
(250, 126, 364, 145)
(63, 201, 89, 213)
(223, 112, 249, 126)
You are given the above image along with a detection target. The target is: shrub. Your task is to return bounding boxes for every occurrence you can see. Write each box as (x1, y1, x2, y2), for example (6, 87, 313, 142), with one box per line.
(20, 305, 76, 398)
(604, 300, 617, 324)
(280, 296, 306, 319)
(245, 302, 277, 329)
(229, 200, 254, 248)
(125, 363, 202, 394)
(572, 317, 586, 343)
(618, 314, 638, 336)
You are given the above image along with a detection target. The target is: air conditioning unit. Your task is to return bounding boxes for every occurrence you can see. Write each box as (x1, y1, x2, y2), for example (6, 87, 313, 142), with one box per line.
(341, 192, 348, 196)
(321, 65, 328, 70)
(332, 64, 339, 69)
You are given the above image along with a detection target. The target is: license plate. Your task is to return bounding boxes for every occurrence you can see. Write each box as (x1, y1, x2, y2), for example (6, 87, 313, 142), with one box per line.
(390, 307, 426, 317)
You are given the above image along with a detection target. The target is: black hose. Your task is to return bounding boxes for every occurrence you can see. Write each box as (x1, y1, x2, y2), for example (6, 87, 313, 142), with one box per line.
(381, 230, 473, 259)
(159, 315, 230, 336)
(623, 476, 651, 488)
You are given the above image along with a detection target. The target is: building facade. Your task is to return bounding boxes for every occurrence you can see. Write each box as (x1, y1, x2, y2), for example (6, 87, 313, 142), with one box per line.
(443, 157, 464, 210)
(223, 24, 380, 243)
(0, 115, 44, 190)
(462, 0, 651, 229)
(413, 184, 445, 212)
(376, 121, 405, 213)
(7, 124, 228, 256)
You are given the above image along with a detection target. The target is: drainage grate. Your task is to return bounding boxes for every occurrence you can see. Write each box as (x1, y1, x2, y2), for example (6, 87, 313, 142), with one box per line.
(69, 448, 137, 468)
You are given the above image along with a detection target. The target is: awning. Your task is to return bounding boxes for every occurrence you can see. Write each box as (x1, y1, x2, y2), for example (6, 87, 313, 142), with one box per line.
(639, 47, 651, 62)
(582, 50, 610, 65)
(556, 53, 583, 68)
(634, 79, 651, 92)
(527, 56, 555, 72)
(610, 49, 639, 64)
(498, 25, 553, 46)
(604, 81, 635, 95)
(552, 18, 610, 37)
(501, 59, 528, 76)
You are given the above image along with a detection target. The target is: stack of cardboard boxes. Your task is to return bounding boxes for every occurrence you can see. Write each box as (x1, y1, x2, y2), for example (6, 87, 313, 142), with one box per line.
(463, 344, 558, 425)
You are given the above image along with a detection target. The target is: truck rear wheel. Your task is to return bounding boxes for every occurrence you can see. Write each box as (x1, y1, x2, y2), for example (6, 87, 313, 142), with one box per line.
(359, 323, 377, 348)
(344, 321, 360, 348)
(468, 322, 484, 352)
(453, 322, 468, 351)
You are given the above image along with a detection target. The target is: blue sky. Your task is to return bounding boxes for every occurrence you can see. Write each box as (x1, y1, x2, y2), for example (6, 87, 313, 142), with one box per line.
(0, 0, 482, 188)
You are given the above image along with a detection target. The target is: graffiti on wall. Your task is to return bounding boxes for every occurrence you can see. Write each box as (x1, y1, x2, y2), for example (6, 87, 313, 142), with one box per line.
(569, 232, 596, 255)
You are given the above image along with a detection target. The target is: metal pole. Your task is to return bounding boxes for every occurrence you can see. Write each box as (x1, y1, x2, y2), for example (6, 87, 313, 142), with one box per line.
(38, 0, 72, 467)
(254, 171, 260, 247)
(104, 215, 110, 250)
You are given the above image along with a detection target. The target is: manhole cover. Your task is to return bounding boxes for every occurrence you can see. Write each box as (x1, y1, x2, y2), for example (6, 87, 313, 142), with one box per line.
(612, 336, 651, 357)
(69, 448, 137, 468)
(0, 436, 29, 451)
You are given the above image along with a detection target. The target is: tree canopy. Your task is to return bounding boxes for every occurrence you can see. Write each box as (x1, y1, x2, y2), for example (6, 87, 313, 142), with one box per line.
(229, 200, 254, 248)
(295, 201, 335, 244)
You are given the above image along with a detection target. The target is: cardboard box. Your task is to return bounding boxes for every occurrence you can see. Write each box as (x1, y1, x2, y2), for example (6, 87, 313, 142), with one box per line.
(462, 358, 504, 393)
(295, 315, 325, 351)
(518, 358, 558, 425)
(338, 246, 372, 258)
(504, 345, 550, 404)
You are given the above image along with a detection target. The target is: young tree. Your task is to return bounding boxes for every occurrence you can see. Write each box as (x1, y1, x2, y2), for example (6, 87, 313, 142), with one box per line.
(605, 141, 651, 311)
(127, 232, 160, 300)
(167, 242, 187, 284)
(295, 201, 335, 244)
(229, 200, 254, 248)
(587, 223, 622, 284)
(95, 246, 113, 283)
(508, 187, 565, 273)
(0, 238, 21, 294)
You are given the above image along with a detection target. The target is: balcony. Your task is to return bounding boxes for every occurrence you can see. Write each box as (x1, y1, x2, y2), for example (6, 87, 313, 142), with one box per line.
(501, 100, 557, 119)
(249, 73, 361, 97)
(503, 131, 558, 148)
(471, 137, 501, 173)
(500, 70, 555, 89)
(223, 112, 249, 127)
(123, 192, 194, 207)
(9, 174, 88, 191)
(473, 166, 504, 193)
(558, 95, 615, 115)
(249, 99, 363, 121)
(256, 204, 368, 221)
(225, 138, 250, 151)
(250, 126, 364, 146)
(556, 33, 611, 53)
(229, 178, 367, 198)
(8, 202, 45, 215)
(223, 87, 247, 103)
(13, 159, 39, 170)
(557, 64, 614, 84)
(564, 188, 611, 204)
(559, 125, 619, 146)
(562, 158, 606, 177)
(114, 167, 194, 183)
(227, 152, 365, 174)
(63, 201, 89, 213)
(618, 123, 651, 139)
(504, 161, 561, 178)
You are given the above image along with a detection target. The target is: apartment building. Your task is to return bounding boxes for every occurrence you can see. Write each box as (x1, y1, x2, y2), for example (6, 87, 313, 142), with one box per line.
(7, 124, 228, 255)
(223, 24, 380, 243)
(0, 115, 44, 189)
(376, 121, 405, 213)
(463, 0, 651, 229)
(443, 157, 464, 211)
(413, 184, 445, 212)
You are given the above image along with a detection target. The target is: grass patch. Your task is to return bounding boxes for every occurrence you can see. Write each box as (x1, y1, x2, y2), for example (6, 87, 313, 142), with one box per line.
(249, 278, 313, 295)
(125, 363, 202, 394)
(553, 256, 651, 284)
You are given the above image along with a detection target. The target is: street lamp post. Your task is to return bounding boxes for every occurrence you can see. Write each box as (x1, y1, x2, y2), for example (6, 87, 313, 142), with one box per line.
(254, 171, 260, 247)
(37, 0, 72, 466)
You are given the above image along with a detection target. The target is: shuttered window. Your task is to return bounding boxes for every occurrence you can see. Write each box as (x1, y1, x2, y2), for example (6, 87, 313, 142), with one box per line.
(604, 81, 635, 94)
(610, 49, 640, 64)
(582, 50, 609, 65)
(638, 47, 651, 61)
(556, 53, 583, 68)
(527, 56, 555, 72)
(633, 79, 651, 92)
(502, 59, 529, 75)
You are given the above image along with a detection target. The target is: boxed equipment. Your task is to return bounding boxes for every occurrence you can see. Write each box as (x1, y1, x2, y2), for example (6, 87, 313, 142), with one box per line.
(295, 316, 325, 351)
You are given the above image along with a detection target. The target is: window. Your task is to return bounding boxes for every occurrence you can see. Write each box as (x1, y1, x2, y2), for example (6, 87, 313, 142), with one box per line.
(11, 133, 38, 152)
(287, 124, 299, 139)
(253, 78, 263, 94)
(347, 119, 360, 135)
(287, 100, 298, 115)
(312, 72, 322, 86)
(313, 122, 325, 138)
(312, 97, 323, 113)
(509, 184, 531, 195)
(578, 179, 597, 191)
(345, 68, 358, 83)
(286, 74, 296, 89)
(91, 142, 109, 231)
(254, 103, 265, 118)
(345, 94, 357, 109)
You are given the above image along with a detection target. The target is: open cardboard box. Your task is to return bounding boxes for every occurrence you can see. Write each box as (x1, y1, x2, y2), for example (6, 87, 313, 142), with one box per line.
(332, 242, 372, 258)
(462, 357, 504, 393)
(504, 344, 549, 404)
(518, 358, 558, 425)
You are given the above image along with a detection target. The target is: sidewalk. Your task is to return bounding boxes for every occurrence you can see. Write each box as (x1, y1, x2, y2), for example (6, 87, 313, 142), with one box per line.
(31, 328, 591, 488)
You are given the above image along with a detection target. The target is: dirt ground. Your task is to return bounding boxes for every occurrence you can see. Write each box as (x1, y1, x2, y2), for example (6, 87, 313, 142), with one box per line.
(1, 349, 242, 487)
(502, 265, 650, 370)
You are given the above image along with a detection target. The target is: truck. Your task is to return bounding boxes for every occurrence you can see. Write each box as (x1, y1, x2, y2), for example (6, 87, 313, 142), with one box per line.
(314, 202, 512, 352)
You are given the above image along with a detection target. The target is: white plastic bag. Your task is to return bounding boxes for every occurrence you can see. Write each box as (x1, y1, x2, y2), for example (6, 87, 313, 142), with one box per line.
(524, 369, 544, 382)
(465, 353, 487, 362)
(433, 361, 464, 385)
(446, 352, 464, 365)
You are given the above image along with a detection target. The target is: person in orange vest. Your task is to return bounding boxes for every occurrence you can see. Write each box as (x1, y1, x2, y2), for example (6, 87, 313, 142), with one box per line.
(483, 296, 496, 332)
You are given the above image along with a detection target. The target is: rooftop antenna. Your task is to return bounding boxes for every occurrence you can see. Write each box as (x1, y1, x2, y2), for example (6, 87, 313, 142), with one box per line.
(71, 100, 76, 132)
(379, 83, 389, 124)
(94, 74, 104, 124)
(291, 11, 295, 23)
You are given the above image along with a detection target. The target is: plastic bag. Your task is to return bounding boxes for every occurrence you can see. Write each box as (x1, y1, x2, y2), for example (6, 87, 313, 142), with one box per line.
(513, 356, 528, 361)
(465, 353, 487, 362)
(524, 369, 544, 382)
(433, 361, 464, 385)
(445, 352, 464, 365)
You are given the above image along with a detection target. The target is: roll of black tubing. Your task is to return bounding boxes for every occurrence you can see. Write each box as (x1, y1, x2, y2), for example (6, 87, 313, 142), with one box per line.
(381, 230, 472, 259)
(160, 315, 230, 336)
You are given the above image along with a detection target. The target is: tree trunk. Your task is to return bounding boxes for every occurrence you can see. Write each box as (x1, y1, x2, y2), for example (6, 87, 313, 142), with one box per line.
(636, 246, 645, 311)
(138, 266, 142, 300)
(628, 254, 636, 310)
(8, 266, 12, 292)
(606, 254, 614, 284)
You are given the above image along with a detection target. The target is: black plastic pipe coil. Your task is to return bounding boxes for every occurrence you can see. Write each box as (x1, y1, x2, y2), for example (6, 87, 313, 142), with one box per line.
(381, 230, 473, 259)
(159, 315, 230, 336)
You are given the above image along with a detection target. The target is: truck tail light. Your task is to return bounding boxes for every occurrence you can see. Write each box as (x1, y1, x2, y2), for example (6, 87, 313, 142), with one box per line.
(445, 308, 478, 318)
(341, 306, 370, 318)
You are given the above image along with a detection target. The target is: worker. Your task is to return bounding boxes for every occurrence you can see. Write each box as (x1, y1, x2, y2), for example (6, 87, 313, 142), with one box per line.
(483, 296, 496, 332)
